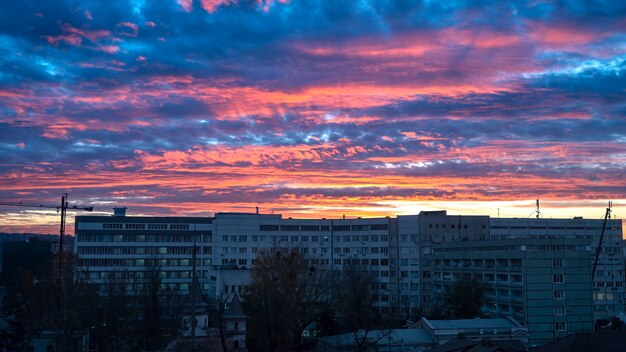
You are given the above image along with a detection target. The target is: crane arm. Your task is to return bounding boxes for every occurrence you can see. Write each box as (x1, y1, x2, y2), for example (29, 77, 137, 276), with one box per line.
(0, 201, 93, 212)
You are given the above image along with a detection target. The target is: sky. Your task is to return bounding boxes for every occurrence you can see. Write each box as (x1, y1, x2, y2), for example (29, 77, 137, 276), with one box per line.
(0, 0, 625, 234)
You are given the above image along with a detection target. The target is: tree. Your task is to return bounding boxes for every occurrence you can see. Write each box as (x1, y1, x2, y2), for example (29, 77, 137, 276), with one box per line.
(444, 278, 485, 318)
(138, 257, 183, 351)
(1, 252, 99, 352)
(332, 264, 390, 352)
(94, 270, 136, 351)
(244, 249, 330, 352)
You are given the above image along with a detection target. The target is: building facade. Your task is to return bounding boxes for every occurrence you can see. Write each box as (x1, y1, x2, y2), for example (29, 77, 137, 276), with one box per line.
(431, 239, 594, 345)
(74, 209, 624, 340)
(489, 217, 624, 323)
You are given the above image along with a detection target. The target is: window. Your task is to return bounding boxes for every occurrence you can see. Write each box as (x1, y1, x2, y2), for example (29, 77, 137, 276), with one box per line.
(301, 225, 320, 231)
(555, 322, 566, 331)
(239, 235, 247, 242)
(260, 225, 279, 231)
(103, 223, 123, 230)
(333, 225, 351, 232)
(147, 224, 168, 230)
(554, 290, 565, 299)
(370, 224, 388, 231)
(170, 224, 189, 230)
(553, 274, 564, 283)
(281, 225, 300, 231)
(125, 223, 146, 230)
(553, 259, 563, 267)
(554, 306, 565, 315)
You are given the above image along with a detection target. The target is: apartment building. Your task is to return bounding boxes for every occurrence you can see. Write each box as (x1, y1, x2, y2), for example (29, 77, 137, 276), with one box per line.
(74, 214, 214, 293)
(431, 239, 593, 346)
(74, 209, 623, 327)
(490, 217, 624, 323)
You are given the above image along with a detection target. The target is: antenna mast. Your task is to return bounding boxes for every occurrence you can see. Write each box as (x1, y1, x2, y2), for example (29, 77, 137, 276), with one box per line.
(592, 201, 612, 280)
(528, 199, 543, 219)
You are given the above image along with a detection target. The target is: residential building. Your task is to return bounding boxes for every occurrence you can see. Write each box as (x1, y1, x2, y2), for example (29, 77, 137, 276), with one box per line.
(415, 317, 528, 345)
(490, 217, 624, 324)
(431, 239, 594, 346)
(317, 329, 436, 351)
(74, 209, 623, 344)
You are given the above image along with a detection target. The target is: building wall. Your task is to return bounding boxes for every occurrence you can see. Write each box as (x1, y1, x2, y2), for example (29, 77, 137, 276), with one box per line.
(74, 210, 623, 336)
(431, 239, 593, 346)
(74, 216, 214, 293)
(490, 217, 624, 323)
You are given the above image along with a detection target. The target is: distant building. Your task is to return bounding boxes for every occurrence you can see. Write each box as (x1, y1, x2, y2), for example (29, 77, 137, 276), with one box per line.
(415, 317, 528, 345)
(428, 337, 526, 352)
(431, 239, 594, 346)
(318, 329, 436, 351)
(222, 293, 247, 351)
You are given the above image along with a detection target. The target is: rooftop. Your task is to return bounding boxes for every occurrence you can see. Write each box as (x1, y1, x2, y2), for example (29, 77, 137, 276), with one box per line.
(421, 317, 523, 331)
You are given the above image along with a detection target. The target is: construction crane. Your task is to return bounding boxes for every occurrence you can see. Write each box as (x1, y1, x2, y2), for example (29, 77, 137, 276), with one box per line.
(592, 201, 612, 280)
(0, 193, 93, 273)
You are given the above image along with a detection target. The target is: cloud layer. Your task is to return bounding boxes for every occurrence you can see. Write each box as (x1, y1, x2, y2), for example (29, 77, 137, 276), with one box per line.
(1, 0, 625, 233)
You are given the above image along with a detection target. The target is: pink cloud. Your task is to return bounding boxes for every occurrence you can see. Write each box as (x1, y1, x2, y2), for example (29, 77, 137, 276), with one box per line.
(117, 22, 139, 36)
(200, 0, 236, 13)
(44, 23, 111, 47)
(178, 0, 193, 12)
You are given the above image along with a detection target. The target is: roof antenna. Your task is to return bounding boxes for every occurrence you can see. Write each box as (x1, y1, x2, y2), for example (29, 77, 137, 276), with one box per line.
(528, 199, 542, 219)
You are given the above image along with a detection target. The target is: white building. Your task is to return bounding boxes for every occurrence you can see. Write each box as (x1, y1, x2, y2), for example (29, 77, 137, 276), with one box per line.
(74, 209, 624, 325)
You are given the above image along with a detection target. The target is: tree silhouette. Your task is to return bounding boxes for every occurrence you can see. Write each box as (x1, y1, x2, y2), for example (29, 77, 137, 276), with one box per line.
(444, 278, 485, 318)
(244, 249, 330, 352)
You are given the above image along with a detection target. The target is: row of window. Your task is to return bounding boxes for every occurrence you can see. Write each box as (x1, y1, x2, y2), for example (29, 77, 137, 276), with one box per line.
(78, 246, 212, 255)
(102, 223, 192, 230)
(87, 269, 213, 280)
(434, 258, 523, 268)
(259, 224, 389, 232)
(333, 247, 389, 254)
(491, 225, 620, 231)
(78, 234, 210, 242)
(80, 258, 212, 267)
(334, 235, 389, 242)
(222, 235, 333, 243)
(429, 224, 473, 229)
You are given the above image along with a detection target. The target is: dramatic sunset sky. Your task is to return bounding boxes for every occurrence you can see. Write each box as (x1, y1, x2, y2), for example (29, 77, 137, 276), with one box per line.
(1, 0, 625, 234)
